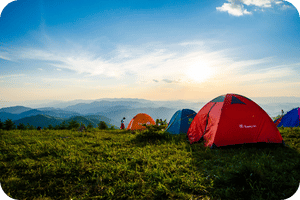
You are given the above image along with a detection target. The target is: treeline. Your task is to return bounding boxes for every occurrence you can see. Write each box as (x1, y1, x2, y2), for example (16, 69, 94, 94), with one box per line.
(0, 119, 113, 131)
(0, 118, 168, 131)
(155, 119, 167, 126)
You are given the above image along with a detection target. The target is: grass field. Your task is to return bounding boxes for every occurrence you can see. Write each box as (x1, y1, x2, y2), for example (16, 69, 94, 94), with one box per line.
(0, 127, 299, 200)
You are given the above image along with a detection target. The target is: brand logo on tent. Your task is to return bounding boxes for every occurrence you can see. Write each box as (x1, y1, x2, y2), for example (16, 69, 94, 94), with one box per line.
(138, 122, 151, 125)
(239, 124, 257, 128)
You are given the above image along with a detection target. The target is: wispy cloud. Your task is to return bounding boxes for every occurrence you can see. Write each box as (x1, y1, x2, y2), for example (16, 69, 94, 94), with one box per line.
(0, 74, 25, 79)
(280, 4, 293, 10)
(42, 77, 97, 83)
(1, 38, 296, 89)
(205, 64, 296, 94)
(179, 41, 205, 46)
(0, 54, 11, 61)
(243, 0, 273, 8)
(227, 67, 293, 84)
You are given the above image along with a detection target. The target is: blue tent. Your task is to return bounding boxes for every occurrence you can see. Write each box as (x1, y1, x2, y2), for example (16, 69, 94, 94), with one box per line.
(277, 107, 300, 127)
(165, 109, 197, 134)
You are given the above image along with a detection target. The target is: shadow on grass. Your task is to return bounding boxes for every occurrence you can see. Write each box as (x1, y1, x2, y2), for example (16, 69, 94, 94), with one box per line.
(188, 139, 300, 200)
(129, 128, 187, 147)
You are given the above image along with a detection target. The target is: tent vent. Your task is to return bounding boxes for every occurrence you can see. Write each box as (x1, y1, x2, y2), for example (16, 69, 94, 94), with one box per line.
(231, 96, 245, 104)
(211, 95, 225, 102)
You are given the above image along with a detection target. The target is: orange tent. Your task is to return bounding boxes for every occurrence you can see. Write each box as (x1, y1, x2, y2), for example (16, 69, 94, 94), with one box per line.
(127, 113, 156, 130)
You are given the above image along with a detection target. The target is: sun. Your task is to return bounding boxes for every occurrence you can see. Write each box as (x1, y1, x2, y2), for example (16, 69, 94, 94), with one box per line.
(186, 61, 212, 83)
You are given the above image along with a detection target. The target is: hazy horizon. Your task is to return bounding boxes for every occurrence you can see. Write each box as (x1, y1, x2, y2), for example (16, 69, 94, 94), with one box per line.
(1, 0, 300, 109)
(0, 94, 300, 108)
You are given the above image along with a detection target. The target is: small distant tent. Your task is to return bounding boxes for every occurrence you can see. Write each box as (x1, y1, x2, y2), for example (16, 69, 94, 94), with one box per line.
(277, 107, 300, 127)
(187, 93, 284, 148)
(127, 113, 156, 130)
(165, 109, 196, 134)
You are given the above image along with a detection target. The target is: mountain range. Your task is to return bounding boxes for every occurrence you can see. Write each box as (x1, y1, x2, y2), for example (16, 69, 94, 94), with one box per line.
(13, 114, 115, 129)
(0, 98, 299, 129)
(0, 106, 80, 121)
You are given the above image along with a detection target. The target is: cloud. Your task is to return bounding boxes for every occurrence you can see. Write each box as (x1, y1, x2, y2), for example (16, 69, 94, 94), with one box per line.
(208, 64, 295, 88)
(2, 37, 296, 90)
(280, 4, 293, 10)
(216, 1, 252, 16)
(243, 0, 273, 7)
(216, 0, 291, 16)
(162, 79, 173, 83)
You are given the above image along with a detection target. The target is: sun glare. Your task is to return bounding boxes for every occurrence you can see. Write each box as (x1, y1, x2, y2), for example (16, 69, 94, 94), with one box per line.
(186, 62, 212, 83)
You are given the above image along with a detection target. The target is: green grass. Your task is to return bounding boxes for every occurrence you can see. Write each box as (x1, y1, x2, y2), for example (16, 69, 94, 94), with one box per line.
(0, 127, 299, 200)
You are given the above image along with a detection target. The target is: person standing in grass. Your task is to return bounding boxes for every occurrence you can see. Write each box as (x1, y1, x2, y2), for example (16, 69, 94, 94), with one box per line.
(120, 117, 125, 129)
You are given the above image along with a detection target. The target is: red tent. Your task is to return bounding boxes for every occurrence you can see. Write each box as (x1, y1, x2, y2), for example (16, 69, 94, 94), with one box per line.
(187, 94, 284, 148)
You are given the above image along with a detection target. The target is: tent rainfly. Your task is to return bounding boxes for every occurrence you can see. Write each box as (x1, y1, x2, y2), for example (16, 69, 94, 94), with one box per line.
(276, 107, 300, 127)
(127, 113, 156, 130)
(187, 93, 284, 148)
(165, 109, 196, 134)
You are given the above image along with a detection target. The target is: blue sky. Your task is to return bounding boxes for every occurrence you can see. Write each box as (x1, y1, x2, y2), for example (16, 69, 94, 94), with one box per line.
(0, 0, 299, 107)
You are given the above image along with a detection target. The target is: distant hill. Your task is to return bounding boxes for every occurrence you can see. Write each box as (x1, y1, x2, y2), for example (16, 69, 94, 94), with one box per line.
(0, 108, 80, 121)
(65, 116, 99, 128)
(63, 99, 203, 114)
(96, 106, 178, 127)
(85, 115, 118, 127)
(13, 114, 118, 129)
(0, 112, 17, 122)
(0, 106, 32, 114)
(38, 108, 81, 118)
(19, 109, 44, 118)
(31, 99, 96, 109)
(65, 116, 116, 128)
(26, 98, 156, 108)
(64, 100, 147, 115)
(13, 114, 64, 128)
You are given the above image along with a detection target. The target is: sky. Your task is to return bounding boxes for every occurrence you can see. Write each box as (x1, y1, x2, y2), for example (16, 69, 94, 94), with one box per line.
(0, 0, 299, 108)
